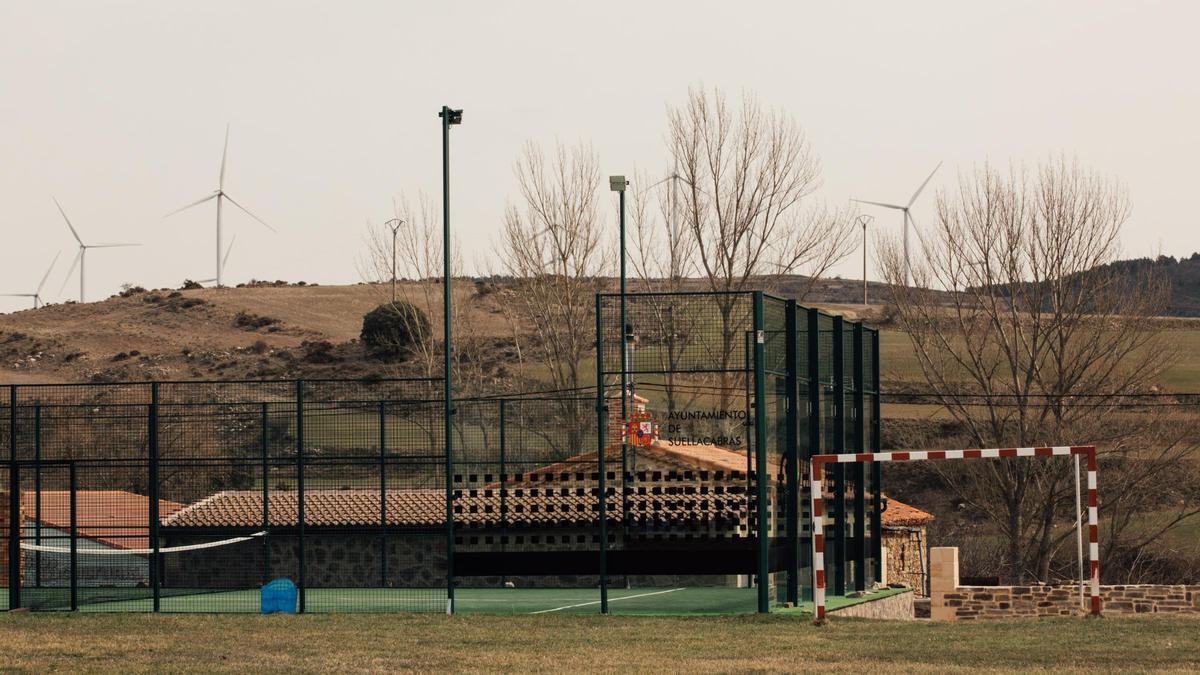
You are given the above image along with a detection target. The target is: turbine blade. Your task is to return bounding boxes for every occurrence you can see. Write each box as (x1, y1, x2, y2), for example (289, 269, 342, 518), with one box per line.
(219, 123, 230, 190)
(57, 250, 82, 297)
(851, 198, 906, 210)
(906, 161, 943, 208)
(163, 192, 218, 218)
(223, 235, 236, 268)
(36, 251, 62, 294)
(222, 194, 276, 233)
(88, 243, 140, 248)
(53, 197, 83, 245)
(0, 293, 35, 298)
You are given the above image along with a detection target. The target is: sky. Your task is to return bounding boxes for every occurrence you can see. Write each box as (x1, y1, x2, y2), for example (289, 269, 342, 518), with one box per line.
(2, 0, 1198, 312)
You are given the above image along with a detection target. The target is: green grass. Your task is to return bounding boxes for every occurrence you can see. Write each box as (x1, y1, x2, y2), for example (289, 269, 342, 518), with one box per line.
(879, 326, 1200, 393)
(0, 612, 1197, 672)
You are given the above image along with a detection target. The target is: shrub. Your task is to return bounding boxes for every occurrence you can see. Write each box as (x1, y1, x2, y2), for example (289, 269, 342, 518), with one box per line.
(180, 280, 203, 290)
(300, 340, 338, 364)
(235, 311, 279, 330)
(360, 302, 430, 356)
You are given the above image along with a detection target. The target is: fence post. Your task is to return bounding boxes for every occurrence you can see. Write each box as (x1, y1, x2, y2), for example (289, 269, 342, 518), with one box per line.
(69, 461, 77, 612)
(261, 402, 270, 586)
(498, 399, 507, 586)
(296, 380, 306, 614)
(379, 400, 387, 587)
(805, 308, 821, 603)
(852, 324, 866, 592)
(870, 329, 883, 583)
(34, 402, 42, 589)
(784, 300, 800, 606)
(752, 292, 769, 613)
(8, 385, 19, 610)
(149, 382, 160, 612)
(594, 294, 608, 614)
(832, 316, 846, 596)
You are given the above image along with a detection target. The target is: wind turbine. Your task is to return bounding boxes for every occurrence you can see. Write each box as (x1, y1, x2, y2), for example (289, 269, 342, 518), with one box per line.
(196, 236, 236, 285)
(54, 198, 139, 303)
(164, 124, 276, 287)
(853, 162, 941, 285)
(2, 252, 61, 309)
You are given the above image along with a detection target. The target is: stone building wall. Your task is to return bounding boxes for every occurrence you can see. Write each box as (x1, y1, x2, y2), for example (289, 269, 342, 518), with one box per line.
(883, 526, 926, 596)
(930, 547, 1200, 620)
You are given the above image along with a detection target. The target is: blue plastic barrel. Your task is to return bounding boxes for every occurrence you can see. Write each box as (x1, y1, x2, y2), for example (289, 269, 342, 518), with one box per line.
(260, 578, 298, 614)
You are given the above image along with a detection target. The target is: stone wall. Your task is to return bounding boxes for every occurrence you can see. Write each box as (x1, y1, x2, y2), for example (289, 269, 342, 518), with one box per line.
(930, 546, 1200, 620)
(883, 527, 926, 596)
(830, 590, 914, 620)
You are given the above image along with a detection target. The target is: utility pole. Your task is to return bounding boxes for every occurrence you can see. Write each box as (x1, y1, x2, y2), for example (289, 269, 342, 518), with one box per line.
(384, 218, 404, 304)
(857, 215, 874, 305)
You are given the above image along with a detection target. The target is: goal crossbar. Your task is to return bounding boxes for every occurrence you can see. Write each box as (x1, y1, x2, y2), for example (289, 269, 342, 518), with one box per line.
(809, 445, 1100, 623)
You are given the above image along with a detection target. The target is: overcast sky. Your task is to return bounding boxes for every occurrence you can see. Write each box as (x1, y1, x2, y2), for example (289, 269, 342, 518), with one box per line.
(2, 1, 1197, 312)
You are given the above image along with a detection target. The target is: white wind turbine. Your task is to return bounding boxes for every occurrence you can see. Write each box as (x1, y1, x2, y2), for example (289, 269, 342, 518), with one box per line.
(164, 125, 276, 287)
(853, 162, 941, 285)
(196, 236, 236, 285)
(54, 198, 140, 303)
(2, 252, 61, 309)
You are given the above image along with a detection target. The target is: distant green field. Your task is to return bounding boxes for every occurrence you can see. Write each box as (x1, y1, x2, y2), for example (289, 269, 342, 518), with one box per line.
(879, 326, 1200, 392)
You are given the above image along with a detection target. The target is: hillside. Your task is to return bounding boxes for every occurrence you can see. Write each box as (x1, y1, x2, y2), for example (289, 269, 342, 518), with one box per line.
(1, 275, 1198, 389)
(0, 282, 510, 384)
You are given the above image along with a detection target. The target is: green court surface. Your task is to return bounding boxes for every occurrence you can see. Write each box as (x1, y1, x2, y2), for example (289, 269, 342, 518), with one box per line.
(4, 586, 906, 615)
(3, 586, 762, 615)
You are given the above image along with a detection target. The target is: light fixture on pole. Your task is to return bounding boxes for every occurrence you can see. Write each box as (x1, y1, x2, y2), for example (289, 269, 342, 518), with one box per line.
(437, 105, 462, 615)
(607, 173, 628, 614)
(857, 214, 874, 306)
(384, 218, 405, 304)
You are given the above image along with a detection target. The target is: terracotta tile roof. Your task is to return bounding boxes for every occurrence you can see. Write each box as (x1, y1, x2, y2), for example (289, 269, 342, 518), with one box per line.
(160, 487, 750, 529)
(22, 491, 185, 550)
(880, 495, 935, 526)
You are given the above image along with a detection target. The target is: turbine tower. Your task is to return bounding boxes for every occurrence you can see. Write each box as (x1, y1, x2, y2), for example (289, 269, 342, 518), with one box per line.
(164, 124, 276, 287)
(54, 198, 139, 303)
(853, 162, 941, 285)
(2, 252, 60, 309)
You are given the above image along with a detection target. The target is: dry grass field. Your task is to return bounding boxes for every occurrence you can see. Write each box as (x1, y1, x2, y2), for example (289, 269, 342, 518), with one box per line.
(1, 613, 1199, 673)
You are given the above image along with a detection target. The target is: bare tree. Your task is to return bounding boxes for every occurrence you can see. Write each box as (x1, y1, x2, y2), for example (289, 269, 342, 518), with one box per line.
(359, 193, 498, 398)
(667, 86, 855, 411)
(499, 141, 610, 453)
(881, 157, 1197, 583)
(627, 170, 703, 417)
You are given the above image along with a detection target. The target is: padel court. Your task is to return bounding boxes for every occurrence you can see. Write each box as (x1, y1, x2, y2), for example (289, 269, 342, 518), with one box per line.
(0, 586, 907, 615)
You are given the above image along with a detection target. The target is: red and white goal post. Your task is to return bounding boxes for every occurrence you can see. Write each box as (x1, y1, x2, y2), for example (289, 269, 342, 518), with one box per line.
(809, 445, 1100, 624)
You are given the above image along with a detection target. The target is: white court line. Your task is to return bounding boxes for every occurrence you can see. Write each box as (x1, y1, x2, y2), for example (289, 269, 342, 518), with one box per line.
(529, 587, 687, 614)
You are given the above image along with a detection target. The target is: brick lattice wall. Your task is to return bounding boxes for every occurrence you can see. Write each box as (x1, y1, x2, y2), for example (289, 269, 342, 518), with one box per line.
(930, 547, 1200, 620)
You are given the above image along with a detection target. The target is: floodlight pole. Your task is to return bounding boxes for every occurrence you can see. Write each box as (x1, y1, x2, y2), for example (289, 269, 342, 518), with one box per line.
(610, 175, 629, 538)
(439, 104, 462, 614)
(384, 218, 404, 304)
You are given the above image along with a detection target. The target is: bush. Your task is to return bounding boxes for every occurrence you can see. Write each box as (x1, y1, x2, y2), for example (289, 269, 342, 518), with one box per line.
(360, 302, 430, 356)
(235, 311, 279, 330)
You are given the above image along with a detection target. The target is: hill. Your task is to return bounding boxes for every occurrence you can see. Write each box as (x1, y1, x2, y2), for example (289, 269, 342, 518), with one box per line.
(1, 273, 1198, 388)
(0, 282, 510, 384)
